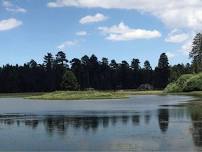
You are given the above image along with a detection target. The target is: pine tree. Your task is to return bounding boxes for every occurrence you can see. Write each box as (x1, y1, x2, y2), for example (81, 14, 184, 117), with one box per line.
(144, 60, 152, 71)
(190, 33, 202, 73)
(143, 60, 152, 84)
(44, 53, 54, 71)
(155, 53, 170, 88)
(56, 51, 68, 67)
(131, 58, 140, 71)
(61, 70, 79, 90)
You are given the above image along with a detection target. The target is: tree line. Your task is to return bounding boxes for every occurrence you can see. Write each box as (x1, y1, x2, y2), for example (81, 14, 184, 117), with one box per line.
(0, 50, 195, 93)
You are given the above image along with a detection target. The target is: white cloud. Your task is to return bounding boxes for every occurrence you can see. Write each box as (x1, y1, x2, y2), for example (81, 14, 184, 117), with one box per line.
(76, 31, 87, 36)
(166, 51, 175, 59)
(2, 0, 27, 13)
(80, 13, 107, 24)
(2, 0, 12, 7)
(5, 7, 27, 13)
(174, 32, 195, 55)
(99, 22, 161, 41)
(165, 29, 189, 43)
(47, 0, 202, 56)
(57, 40, 77, 50)
(180, 40, 193, 55)
(0, 18, 22, 31)
(47, 0, 202, 31)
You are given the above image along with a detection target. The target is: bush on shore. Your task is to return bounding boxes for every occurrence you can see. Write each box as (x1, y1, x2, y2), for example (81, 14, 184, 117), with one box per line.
(183, 73, 202, 92)
(164, 73, 202, 93)
(164, 82, 181, 93)
(164, 74, 193, 92)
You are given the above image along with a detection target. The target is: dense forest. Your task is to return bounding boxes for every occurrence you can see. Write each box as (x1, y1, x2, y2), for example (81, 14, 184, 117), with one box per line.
(0, 50, 194, 93)
(3, 32, 202, 93)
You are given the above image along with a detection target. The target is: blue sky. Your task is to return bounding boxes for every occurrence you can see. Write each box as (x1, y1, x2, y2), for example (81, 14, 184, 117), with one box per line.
(0, 0, 199, 67)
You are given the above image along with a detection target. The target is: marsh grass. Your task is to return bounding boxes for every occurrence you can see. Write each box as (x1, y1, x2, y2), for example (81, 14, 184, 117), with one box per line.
(26, 90, 163, 100)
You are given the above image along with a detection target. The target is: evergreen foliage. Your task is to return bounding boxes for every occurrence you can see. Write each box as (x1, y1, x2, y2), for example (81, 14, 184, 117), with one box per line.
(0, 51, 193, 93)
(190, 33, 202, 73)
(61, 70, 79, 90)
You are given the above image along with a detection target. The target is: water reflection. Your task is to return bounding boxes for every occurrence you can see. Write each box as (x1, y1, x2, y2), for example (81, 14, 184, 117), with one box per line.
(0, 108, 181, 135)
(144, 111, 151, 124)
(0, 108, 193, 138)
(0, 114, 144, 134)
(132, 115, 140, 125)
(189, 103, 202, 147)
(25, 119, 38, 129)
(158, 109, 169, 133)
(0, 96, 202, 151)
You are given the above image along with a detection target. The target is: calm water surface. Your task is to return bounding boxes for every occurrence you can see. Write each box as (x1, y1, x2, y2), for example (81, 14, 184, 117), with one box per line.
(0, 95, 201, 151)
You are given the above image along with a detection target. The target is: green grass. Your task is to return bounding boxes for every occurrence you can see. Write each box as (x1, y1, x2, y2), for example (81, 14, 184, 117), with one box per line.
(174, 91, 202, 97)
(116, 90, 163, 96)
(0, 92, 45, 98)
(2, 90, 202, 100)
(25, 90, 163, 100)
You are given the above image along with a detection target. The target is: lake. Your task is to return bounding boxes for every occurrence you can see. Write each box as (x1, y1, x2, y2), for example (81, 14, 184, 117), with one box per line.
(0, 95, 201, 151)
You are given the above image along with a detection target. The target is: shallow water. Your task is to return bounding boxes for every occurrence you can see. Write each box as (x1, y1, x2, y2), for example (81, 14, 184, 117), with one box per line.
(0, 95, 201, 151)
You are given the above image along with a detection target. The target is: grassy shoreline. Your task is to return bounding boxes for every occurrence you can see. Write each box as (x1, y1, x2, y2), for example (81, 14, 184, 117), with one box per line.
(0, 92, 45, 98)
(169, 91, 202, 97)
(0, 90, 162, 100)
(26, 90, 163, 100)
(1, 90, 202, 100)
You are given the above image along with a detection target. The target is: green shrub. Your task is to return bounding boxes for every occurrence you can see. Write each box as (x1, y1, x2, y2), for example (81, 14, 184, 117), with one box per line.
(164, 74, 193, 93)
(183, 73, 202, 92)
(175, 74, 193, 88)
(164, 82, 181, 93)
